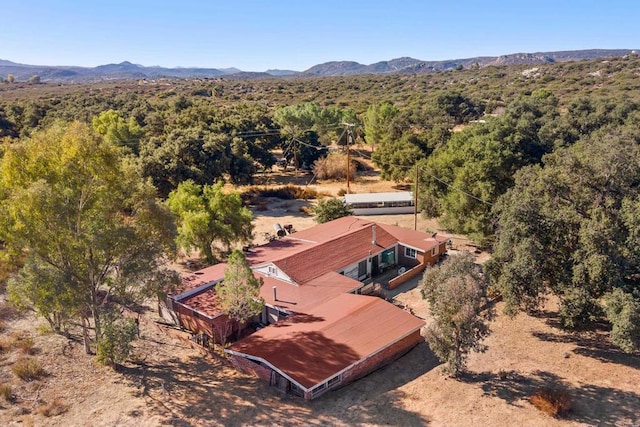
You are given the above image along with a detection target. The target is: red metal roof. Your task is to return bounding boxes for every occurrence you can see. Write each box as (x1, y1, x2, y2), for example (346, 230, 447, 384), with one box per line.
(259, 271, 361, 312)
(244, 238, 315, 266)
(179, 287, 222, 317)
(177, 267, 362, 319)
(228, 293, 425, 390)
(174, 263, 228, 297)
(377, 222, 448, 253)
(288, 216, 376, 244)
(274, 223, 397, 284)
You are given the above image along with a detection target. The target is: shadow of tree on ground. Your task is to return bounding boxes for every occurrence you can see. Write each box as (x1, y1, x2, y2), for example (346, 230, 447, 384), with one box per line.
(119, 329, 435, 426)
(462, 370, 640, 426)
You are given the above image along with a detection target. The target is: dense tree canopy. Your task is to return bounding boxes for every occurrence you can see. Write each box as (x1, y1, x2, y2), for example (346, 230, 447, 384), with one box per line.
(1, 121, 177, 354)
(487, 131, 640, 351)
(138, 103, 280, 196)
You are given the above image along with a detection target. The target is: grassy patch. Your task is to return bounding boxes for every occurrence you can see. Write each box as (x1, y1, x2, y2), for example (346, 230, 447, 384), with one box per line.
(0, 382, 14, 403)
(12, 357, 45, 381)
(38, 398, 69, 417)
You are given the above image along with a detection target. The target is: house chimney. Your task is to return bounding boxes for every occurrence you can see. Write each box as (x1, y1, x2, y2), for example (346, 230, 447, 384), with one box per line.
(273, 286, 277, 301)
(372, 225, 377, 246)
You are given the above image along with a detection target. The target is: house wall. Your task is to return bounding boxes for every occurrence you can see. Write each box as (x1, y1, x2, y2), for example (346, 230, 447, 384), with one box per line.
(398, 245, 421, 268)
(341, 329, 423, 384)
(305, 329, 424, 400)
(350, 206, 415, 215)
(172, 301, 238, 344)
(230, 355, 274, 384)
(421, 241, 448, 265)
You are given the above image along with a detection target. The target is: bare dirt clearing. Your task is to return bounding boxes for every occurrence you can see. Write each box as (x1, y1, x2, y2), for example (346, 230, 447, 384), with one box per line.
(1, 167, 639, 426)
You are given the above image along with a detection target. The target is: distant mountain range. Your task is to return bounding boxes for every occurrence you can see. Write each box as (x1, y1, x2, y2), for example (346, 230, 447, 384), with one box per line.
(0, 49, 636, 83)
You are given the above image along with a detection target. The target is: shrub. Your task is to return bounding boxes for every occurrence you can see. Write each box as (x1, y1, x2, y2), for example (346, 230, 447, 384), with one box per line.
(313, 198, 353, 223)
(96, 316, 137, 367)
(38, 398, 69, 417)
(0, 302, 20, 323)
(15, 336, 36, 355)
(530, 388, 572, 417)
(312, 152, 357, 181)
(243, 185, 322, 201)
(12, 357, 45, 381)
(0, 336, 12, 353)
(0, 383, 14, 402)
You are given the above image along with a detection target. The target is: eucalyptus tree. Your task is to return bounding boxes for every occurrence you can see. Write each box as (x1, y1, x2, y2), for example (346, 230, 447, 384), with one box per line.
(1, 121, 178, 355)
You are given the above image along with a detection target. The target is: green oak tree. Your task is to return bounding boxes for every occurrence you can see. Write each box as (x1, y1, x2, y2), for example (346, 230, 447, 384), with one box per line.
(420, 252, 493, 377)
(166, 180, 253, 264)
(487, 131, 640, 351)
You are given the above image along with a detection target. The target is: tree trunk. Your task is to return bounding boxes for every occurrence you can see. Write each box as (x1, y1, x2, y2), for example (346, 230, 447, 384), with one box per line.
(81, 316, 91, 355)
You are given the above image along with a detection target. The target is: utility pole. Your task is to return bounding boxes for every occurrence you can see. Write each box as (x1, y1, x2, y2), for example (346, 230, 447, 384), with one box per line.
(343, 123, 355, 194)
(414, 166, 419, 230)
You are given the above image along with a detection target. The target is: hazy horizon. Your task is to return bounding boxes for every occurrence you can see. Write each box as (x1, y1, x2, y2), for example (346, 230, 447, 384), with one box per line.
(2, 1, 638, 71)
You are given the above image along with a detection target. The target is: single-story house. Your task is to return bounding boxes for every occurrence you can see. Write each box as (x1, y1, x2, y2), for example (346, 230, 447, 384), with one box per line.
(161, 216, 449, 399)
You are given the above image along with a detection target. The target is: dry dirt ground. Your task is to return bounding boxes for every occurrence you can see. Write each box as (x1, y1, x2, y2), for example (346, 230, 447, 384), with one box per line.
(1, 166, 639, 426)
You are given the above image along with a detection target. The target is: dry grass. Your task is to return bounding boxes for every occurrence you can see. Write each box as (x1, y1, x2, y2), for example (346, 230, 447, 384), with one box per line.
(0, 382, 14, 402)
(38, 397, 69, 417)
(312, 152, 357, 180)
(530, 387, 572, 417)
(12, 357, 45, 381)
(15, 335, 36, 355)
(0, 335, 14, 353)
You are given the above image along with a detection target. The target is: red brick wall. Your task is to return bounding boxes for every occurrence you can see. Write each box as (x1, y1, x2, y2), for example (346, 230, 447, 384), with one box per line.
(388, 263, 426, 290)
(173, 301, 238, 344)
(341, 330, 423, 385)
(230, 355, 273, 383)
(422, 242, 448, 265)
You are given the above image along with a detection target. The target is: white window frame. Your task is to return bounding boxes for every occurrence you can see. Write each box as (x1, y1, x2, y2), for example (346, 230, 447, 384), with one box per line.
(404, 247, 417, 259)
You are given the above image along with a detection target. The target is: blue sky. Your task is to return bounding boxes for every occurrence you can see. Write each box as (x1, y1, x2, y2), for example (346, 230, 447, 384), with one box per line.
(1, 1, 637, 71)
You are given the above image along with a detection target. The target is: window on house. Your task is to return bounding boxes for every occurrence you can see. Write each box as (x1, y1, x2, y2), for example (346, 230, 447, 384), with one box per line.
(404, 247, 417, 259)
(432, 246, 438, 256)
(327, 374, 342, 387)
(290, 383, 304, 397)
(311, 382, 327, 398)
(268, 266, 277, 276)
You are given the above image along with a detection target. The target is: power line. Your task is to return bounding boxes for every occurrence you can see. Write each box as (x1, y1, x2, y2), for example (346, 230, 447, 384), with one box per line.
(350, 147, 493, 206)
